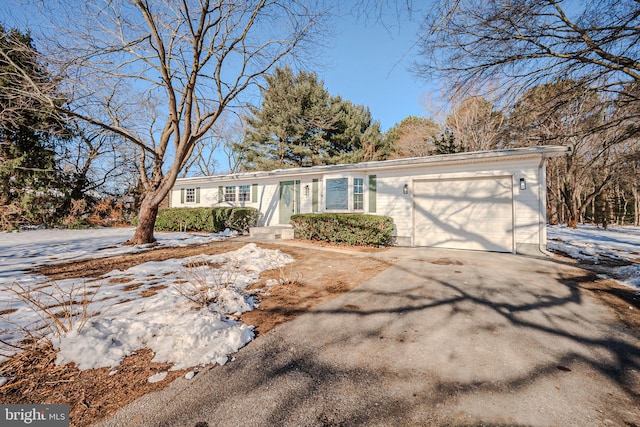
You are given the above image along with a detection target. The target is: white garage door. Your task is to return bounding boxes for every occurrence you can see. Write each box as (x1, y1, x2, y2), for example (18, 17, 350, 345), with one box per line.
(413, 177, 514, 252)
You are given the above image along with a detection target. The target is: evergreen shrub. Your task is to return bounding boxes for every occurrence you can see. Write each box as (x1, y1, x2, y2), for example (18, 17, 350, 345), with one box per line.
(290, 213, 394, 246)
(153, 207, 259, 233)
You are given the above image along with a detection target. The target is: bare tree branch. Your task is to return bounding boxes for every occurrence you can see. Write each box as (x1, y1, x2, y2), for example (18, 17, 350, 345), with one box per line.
(416, 0, 640, 96)
(5, 0, 329, 243)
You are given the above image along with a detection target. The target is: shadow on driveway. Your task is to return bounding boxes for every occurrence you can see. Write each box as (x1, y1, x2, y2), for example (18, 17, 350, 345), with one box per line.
(98, 248, 640, 427)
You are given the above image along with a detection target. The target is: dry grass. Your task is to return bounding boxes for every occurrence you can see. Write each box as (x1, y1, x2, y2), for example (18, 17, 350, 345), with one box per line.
(8, 281, 99, 334)
(0, 240, 391, 426)
(1, 239, 637, 427)
(0, 342, 73, 394)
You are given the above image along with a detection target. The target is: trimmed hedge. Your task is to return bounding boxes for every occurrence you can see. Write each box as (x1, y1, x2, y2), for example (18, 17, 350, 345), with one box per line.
(290, 213, 394, 246)
(153, 207, 259, 233)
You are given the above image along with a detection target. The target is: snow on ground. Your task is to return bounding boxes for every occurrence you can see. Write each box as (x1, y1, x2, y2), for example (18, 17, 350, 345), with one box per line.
(548, 224, 640, 289)
(2, 225, 637, 374)
(0, 228, 293, 372)
(0, 227, 234, 282)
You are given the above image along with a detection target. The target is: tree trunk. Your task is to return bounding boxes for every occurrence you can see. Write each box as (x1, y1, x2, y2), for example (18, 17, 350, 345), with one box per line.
(548, 194, 558, 225)
(633, 185, 640, 226)
(127, 198, 159, 245)
(567, 216, 578, 228)
(562, 179, 580, 228)
(601, 189, 609, 229)
(566, 196, 579, 228)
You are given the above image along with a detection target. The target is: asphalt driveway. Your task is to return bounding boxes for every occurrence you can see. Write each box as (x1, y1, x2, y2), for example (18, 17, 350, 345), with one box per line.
(97, 247, 640, 426)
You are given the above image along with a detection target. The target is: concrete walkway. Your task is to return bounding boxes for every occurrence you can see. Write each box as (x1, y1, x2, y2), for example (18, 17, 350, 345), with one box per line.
(97, 247, 640, 426)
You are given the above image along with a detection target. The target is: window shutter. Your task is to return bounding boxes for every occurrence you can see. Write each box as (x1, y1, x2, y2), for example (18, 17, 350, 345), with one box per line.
(218, 186, 223, 203)
(368, 175, 377, 213)
(251, 183, 258, 203)
(180, 188, 185, 204)
(312, 179, 318, 212)
(195, 187, 200, 203)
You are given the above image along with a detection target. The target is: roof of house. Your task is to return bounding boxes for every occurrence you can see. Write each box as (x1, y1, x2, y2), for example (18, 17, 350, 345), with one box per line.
(174, 145, 571, 186)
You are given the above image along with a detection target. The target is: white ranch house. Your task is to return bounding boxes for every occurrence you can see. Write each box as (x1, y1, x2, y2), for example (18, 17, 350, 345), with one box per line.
(170, 146, 570, 255)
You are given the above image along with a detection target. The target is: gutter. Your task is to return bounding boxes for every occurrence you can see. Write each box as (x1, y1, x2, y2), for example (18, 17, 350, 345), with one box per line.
(175, 146, 572, 187)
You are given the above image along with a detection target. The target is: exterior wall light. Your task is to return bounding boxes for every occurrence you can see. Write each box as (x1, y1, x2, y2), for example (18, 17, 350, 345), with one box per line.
(520, 178, 526, 190)
(304, 184, 310, 197)
(403, 183, 409, 194)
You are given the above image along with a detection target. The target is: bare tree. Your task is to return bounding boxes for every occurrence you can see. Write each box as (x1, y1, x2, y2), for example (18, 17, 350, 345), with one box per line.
(444, 96, 505, 152)
(385, 115, 440, 158)
(7, 0, 328, 243)
(57, 122, 135, 198)
(182, 111, 249, 176)
(603, 83, 640, 226)
(508, 81, 615, 227)
(606, 141, 640, 226)
(220, 113, 249, 173)
(181, 135, 221, 178)
(415, 0, 640, 138)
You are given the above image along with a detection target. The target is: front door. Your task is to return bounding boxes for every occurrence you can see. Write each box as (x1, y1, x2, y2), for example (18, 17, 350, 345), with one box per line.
(279, 181, 297, 224)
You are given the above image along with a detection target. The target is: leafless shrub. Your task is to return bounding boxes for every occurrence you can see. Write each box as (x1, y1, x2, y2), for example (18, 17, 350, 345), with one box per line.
(175, 257, 240, 309)
(0, 280, 101, 360)
(267, 253, 301, 287)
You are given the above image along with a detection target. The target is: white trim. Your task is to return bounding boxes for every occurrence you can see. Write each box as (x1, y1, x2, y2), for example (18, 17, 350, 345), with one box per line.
(185, 188, 196, 204)
(173, 146, 571, 187)
(224, 185, 236, 202)
(323, 175, 366, 213)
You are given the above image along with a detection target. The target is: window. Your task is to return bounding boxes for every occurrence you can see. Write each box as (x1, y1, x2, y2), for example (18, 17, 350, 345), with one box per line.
(326, 178, 348, 210)
(185, 188, 195, 203)
(224, 186, 236, 202)
(325, 177, 366, 211)
(353, 178, 363, 210)
(239, 185, 250, 202)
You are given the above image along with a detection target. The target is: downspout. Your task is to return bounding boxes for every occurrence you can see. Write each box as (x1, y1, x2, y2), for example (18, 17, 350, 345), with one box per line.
(538, 155, 554, 257)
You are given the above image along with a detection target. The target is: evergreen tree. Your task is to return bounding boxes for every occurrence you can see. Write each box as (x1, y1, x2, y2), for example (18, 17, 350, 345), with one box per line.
(328, 97, 390, 163)
(432, 129, 461, 155)
(0, 26, 72, 229)
(237, 66, 387, 170)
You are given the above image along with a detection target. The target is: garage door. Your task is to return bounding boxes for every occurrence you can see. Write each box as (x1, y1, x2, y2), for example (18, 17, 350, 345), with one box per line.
(413, 177, 514, 252)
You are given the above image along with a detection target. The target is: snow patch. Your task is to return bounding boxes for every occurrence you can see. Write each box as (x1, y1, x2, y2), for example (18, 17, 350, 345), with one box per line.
(548, 225, 640, 290)
(0, 229, 294, 370)
(147, 372, 168, 383)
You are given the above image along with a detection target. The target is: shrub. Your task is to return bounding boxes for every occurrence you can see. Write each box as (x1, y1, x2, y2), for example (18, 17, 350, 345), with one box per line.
(175, 257, 241, 309)
(1, 280, 101, 361)
(153, 207, 259, 233)
(290, 213, 394, 246)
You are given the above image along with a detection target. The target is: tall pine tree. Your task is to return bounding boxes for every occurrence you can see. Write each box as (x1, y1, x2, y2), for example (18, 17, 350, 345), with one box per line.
(236, 66, 388, 170)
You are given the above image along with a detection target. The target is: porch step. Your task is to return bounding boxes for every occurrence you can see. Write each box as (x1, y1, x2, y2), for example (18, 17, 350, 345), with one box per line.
(249, 226, 294, 240)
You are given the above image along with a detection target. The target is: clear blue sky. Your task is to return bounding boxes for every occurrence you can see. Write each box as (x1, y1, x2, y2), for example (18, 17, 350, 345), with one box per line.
(320, 12, 432, 131)
(1, 2, 432, 132)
